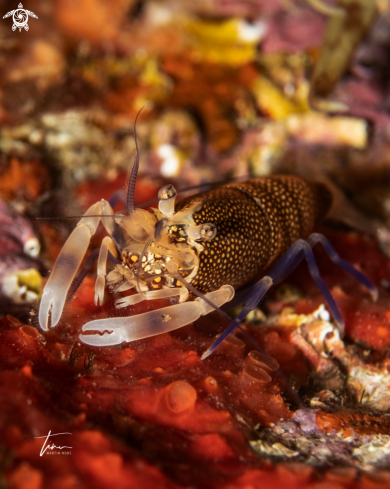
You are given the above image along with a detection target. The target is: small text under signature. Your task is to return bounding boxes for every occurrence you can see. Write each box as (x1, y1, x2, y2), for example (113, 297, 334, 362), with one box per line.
(34, 430, 73, 456)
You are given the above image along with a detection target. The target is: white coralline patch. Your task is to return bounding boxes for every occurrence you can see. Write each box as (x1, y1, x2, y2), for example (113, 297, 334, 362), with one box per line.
(348, 365, 390, 412)
(352, 435, 390, 471)
(275, 305, 390, 412)
(252, 408, 390, 472)
(313, 304, 330, 322)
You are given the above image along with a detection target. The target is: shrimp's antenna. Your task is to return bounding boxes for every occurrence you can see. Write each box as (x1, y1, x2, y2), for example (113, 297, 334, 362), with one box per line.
(126, 107, 144, 214)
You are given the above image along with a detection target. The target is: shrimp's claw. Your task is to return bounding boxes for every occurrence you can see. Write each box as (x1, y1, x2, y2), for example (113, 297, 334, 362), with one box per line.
(80, 285, 234, 347)
(39, 291, 58, 331)
(38, 200, 115, 331)
(78, 327, 124, 347)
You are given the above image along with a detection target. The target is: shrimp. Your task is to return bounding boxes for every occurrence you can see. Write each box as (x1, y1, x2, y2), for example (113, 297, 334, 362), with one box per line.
(38, 113, 377, 359)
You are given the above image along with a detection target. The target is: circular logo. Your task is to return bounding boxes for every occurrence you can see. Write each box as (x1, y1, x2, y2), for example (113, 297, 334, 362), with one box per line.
(12, 8, 28, 31)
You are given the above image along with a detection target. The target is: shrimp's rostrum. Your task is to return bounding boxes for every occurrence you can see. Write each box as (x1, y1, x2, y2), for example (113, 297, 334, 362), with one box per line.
(38, 137, 377, 356)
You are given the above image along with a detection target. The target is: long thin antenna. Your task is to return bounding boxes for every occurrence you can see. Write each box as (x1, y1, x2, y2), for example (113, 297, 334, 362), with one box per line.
(126, 107, 144, 214)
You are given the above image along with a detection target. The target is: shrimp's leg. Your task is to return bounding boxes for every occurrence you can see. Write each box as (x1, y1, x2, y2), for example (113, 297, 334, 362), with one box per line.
(39, 200, 115, 331)
(201, 276, 273, 359)
(203, 233, 378, 359)
(258, 234, 377, 300)
(270, 239, 345, 328)
(108, 189, 126, 208)
(79, 285, 234, 346)
(203, 240, 338, 358)
(67, 249, 119, 301)
(115, 287, 188, 309)
(95, 237, 118, 306)
(67, 248, 100, 301)
(307, 233, 378, 301)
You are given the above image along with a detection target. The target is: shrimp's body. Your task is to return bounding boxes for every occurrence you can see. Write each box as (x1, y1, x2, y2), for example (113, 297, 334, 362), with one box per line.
(38, 116, 376, 357)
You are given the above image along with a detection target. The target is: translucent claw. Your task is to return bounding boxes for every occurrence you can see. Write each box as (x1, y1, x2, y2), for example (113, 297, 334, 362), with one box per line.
(38, 201, 116, 332)
(79, 330, 124, 346)
(38, 225, 92, 331)
(79, 303, 202, 346)
(115, 294, 145, 308)
(80, 285, 234, 347)
(94, 236, 116, 306)
(94, 276, 105, 306)
(39, 291, 65, 331)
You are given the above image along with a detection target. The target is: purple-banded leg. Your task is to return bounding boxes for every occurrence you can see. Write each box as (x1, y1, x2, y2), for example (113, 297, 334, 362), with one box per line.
(108, 190, 126, 209)
(203, 233, 377, 359)
(306, 233, 378, 301)
(269, 239, 345, 329)
(201, 276, 273, 359)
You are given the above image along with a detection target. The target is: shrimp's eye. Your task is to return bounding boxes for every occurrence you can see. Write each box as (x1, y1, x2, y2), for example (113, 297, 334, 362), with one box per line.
(158, 185, 177, 201)
(158, 185, 177, 217)
(200, 223, 217, 240)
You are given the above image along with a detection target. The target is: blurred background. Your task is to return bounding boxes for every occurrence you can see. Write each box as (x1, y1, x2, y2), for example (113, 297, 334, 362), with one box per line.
(1, 0, 390, 316)
(3, 3, 390, 487)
